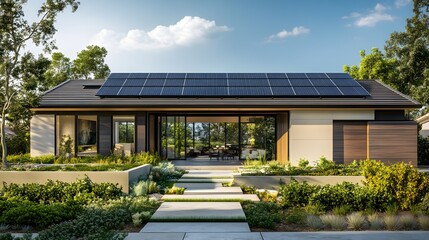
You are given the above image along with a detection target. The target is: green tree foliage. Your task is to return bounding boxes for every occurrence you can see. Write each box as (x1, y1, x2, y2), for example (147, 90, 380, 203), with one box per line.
(44, 52, 72, 89)
(0, 0, 79, 167)
(72, 45, 110, 79)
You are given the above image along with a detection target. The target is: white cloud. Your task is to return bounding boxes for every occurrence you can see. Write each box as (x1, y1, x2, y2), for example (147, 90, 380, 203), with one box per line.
(344, 3, 394, 27)
(395, 0, 411, 8)
(91, 16, 230, 51)
(268, 26, 310, 41)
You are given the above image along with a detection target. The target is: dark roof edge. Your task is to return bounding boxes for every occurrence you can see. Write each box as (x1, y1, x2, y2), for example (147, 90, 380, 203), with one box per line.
(41, 79, 72, 96)
(372, 79, 421, 107)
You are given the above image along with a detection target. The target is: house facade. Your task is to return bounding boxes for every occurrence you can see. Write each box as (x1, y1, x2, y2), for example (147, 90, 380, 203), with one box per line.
(30, 73, 420, 166)
(417, 113, 429, 138)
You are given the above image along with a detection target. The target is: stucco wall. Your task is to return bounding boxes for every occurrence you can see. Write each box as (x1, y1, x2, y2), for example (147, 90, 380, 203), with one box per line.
(30, 114, 55, 157)
(421, 122, 429, 138)
(289, 110, 374, 165)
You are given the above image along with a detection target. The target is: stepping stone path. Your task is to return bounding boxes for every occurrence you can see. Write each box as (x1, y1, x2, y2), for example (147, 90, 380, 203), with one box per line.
(140, 170, 259, 234)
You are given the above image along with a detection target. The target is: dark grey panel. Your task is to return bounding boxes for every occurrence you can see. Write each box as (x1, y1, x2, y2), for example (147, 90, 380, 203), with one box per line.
(289, 78, 312, 87)
(271, 87, 295, 96)
(267, 73, 286, 78)
(164, 79, 185, 86)
(269, 79, 291, 86)
(161, 87, 183, 96)
(144, 79, 165, 87)
(123, 79, 146, 87)
(332, 78, 362, 87)
(185, 79, 227, 87)
(187, 73, 227, 78)
(118, 87, 142, 96)
(315, 87, 343, 96)
(287, 73, 307, 78)
(375, 110, 406, 121)
(228, 73, 266, 78)
(229, 87, 272, 96)
(140, 87, 163, 96)
(108, 73, 129, 78)
(183, 87, 228, 96)
(309, 79, 335, 87)
(339, 87, 369, 96)
(103, 79, 126, 87)
(136, 115, 146, 152)
(293, 87, 319, 95)
(148, 73, 167, 79)
(98, 115, 112, 156)
(167, 73, 186, 78)
(229, 79, 269, 87)
(96, 86, 121, 96)
(327, 73, 352, 79)
(128, 73, 149, 78)
(306, 73, 328, 78)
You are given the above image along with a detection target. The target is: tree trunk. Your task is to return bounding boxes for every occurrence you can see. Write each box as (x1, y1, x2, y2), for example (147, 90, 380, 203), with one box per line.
(1, 109, 8, 168)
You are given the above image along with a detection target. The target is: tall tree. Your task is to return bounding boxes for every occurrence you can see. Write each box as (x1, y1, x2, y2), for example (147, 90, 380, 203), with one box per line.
(44, 52, 72, 89)
(0, 0, 79, 167)
(72, 45, 110, 79)
(385, 0, 429, 110)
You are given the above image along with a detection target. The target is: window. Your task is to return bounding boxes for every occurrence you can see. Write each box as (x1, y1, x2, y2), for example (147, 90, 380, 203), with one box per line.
(56, 115, 75, 156)
(77, 115, 97, 156)
(113, 116, 135, 156)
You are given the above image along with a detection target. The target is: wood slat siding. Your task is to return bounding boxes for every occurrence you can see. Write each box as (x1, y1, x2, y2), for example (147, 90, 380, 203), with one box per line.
(333, 121, 367, 164)
(368, 121, 417, 166)
(276, 113, 289, 164)
(98, 115, 112, 156)
(136, 115, 146, 153)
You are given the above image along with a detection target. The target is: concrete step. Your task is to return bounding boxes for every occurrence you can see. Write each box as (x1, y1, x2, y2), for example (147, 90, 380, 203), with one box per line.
(181, 170, 234, 179)
(183, 187, 243, 195)
(141, 222, 250, 233)
(126, 233, 184, 240)
(150, 202, 246, 221)
(161, 194, 259, 202)
(175, 182, 222, 189)
(176, 178, 233, 183)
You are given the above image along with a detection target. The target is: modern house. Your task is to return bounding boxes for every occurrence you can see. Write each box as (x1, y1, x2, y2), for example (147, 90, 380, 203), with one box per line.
(30, 73, 420, 166)
(417, 113, 429, 138)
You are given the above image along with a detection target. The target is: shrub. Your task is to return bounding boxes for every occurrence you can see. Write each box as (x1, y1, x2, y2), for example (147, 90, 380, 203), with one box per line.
(306, 215, 324, 230)
(316, 156, 336, 171)
(298, 158, 309, 169)
(384, 215, 402, 230)
(362, 160, 429, 210)
(399, 213, 417, 230)
(419, 193, 429, 214)
(320, 214, 346, 230)
(240, 185, 257, 194)
(346, 212, 367, 230)
(418, 135, 429, 165)
(242, 202, 281, 229)
(279, 179, 320, 208)
(309, 182, 357, 211)
(164, 186, 185, 195)
(417, 214, 429, 230)
(284, 208, 307, 224)
(0, 233, 32, 240)
(367, 214, 384, 230)
(332, 205, 352, 215)
(131, 180, 159, 196)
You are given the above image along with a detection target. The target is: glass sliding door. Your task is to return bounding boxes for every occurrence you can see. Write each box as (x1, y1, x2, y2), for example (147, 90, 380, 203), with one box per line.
(160, 115, 186, 159)
(77, 115, 97, 156)
(240, 116, 275, 160)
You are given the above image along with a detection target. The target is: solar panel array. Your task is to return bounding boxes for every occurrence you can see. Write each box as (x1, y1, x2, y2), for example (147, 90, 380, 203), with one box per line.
(96, 73, 370, 98)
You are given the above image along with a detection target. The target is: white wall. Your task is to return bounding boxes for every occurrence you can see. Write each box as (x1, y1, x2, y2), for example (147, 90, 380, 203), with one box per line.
(289, 110, 374, 166)
(420, 122, 429, 138)
(30, 114, 55, 157)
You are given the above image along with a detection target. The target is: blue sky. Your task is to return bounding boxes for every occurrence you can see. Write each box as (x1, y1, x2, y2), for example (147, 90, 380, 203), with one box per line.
(25, 0, 414, 72)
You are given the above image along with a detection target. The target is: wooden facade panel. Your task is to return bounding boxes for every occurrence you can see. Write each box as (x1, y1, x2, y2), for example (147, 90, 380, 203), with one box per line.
(333, 121, 367, 164)
(276, 113, 289, 164)
(98, 115, 112, 156)
(136, 114, 146, 153)
(368, 121, 417, 166)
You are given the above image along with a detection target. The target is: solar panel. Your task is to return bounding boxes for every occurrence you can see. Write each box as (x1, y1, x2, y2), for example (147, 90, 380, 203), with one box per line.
(306, 73, 328, 79)
(118, 87, 142, 96)
(183, 87, 228, 96)
(145, 79, 165, 87)
(185, 79, 227, 87)
(287, 73, 307, 78)
(315, 87, 343, 96)
(331, 78, 362, 87)
(187, 73, 227, 78)
(103, 79, 126, 87)
(96, 86, 121, 96)
(267, 73, 286, 78)
(108, 73, 129, 78)
(309, 79, 335, 87)
(140, 87, 162, 96)
(289, 78, 313, 87)
(161, 87, 183, 96)
(164, 79, 185, 86)
(228, 73, 266, 78)
(229, 87, 272, 96)
(229, 79, 269, 87)
(293, 87, 319, 95)
(128, 73, 149, 78)
(327, 73, 352, 79)
(148, 73, 167, 79)
(167, 73, 186, 78)
(271, 87, 295, 96)
(123, 79, 146, 87)
(268, 79, 291, 86)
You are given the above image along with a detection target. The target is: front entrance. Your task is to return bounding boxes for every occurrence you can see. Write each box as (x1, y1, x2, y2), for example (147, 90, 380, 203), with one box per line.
(157, 115, 276, 161)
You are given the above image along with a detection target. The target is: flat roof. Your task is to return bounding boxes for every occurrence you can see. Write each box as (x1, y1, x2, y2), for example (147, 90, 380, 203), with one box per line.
(34, 77, 421, 110)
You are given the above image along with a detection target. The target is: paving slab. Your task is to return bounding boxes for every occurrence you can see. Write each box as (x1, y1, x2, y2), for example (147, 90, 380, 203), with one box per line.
(261, 231, 429, 240)
(151, 202, 246, 221)
(175, 182, 222, 190)
(125, 232, 185, 240)
(176, 178, 233, 183)
(181, 170, 233, 179)
(183, 186, 243, 195)
(184, 232, 263, 240)
(162, 194, 259, 202)
(141, 222, 250, 233)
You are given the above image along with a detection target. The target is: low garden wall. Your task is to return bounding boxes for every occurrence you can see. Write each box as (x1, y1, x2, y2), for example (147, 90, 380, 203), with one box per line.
(0, 164, 151, 194)
(234, 175, 365, 189)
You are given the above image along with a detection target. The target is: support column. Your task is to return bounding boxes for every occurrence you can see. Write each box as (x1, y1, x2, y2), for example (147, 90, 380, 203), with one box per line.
(276, 113, 289, 164)
(136, 114, 147, 153)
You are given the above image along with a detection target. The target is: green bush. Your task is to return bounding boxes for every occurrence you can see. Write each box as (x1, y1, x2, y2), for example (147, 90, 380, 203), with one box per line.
(130, 180, 159, 196)
(0, 201, 83, 228)
(2, 177, 123, 204)
(309, 182, 357, 211)
(242, 202, 281, 229)
(279, 179, 320, 208)
(418, 135, 429, 165)
(362, 160, 429, 210)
